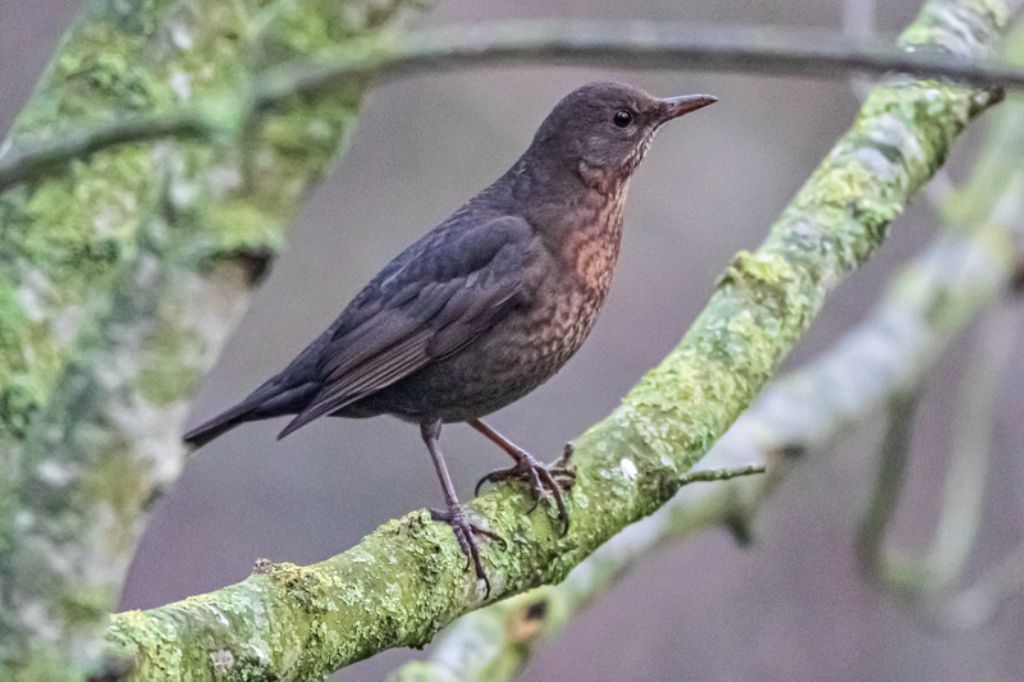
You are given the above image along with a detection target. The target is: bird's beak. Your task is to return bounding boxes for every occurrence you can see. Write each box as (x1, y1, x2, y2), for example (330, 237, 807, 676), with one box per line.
(659, 94, 718, 121)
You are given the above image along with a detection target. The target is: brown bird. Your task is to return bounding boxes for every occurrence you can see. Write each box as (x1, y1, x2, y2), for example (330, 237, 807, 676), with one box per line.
(184, 82, 716, 593)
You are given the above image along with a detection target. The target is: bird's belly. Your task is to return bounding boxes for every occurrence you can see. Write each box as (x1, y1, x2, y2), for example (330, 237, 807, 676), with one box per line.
(354, 285, 606, 422)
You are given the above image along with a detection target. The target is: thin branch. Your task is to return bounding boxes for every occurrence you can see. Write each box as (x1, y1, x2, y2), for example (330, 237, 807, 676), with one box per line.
(856, 301, 1022, 630)
(0, 111, 218, 191)
(856, 392, 923, 592)
(257, 21, 1024, 101)
(5, 20, 1024, 192)
(678, 464, 766, 486)
(924, 306, 1015, 587)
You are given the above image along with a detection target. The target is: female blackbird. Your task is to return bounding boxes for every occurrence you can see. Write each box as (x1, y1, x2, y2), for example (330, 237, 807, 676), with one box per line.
(185, 82, 716, 593)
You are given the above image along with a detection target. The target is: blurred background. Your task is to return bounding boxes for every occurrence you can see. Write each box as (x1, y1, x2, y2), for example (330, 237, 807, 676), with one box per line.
(3, 1, 1023, 680)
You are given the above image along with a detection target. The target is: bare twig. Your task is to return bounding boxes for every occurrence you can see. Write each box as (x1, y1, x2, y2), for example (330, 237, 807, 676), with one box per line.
(856, 391, 923, 593)
(856, 302, 1023, 630)
(0, 111, 218, 191)
(4, 21, 1024, 192)
(924, 306, 1017, 587)
(678, 464, 767, 486)
(260, 21, 1024, 99)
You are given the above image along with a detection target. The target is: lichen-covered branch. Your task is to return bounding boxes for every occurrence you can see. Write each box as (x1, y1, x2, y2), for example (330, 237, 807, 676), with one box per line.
(393, 81, 1024, 681)
(7, 19, 1024, 194)
(104, 1, 1012, 679)
(0, 0, 424, 678)
(841, 0, 960, 207)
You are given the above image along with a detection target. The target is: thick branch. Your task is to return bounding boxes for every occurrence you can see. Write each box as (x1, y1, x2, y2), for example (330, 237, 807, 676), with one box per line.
(0, 0, 424, 677)
(394, 81, 1024, 681)
(6, 20, 1024, 192)
(104, 1, 1012, 679)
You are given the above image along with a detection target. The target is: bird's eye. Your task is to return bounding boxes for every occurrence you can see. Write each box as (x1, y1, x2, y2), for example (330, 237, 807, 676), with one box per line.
(612, 110, 634, 128)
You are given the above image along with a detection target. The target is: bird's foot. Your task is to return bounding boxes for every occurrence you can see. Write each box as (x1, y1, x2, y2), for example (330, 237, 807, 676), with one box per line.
(559, 441, 575, 469)
(475, 447, 576, 534)
(429, 505, 506, 598)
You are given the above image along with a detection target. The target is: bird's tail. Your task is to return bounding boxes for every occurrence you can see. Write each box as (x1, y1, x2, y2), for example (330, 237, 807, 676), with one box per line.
(183, 400, 257, 450)
(183, 379, 321, 450)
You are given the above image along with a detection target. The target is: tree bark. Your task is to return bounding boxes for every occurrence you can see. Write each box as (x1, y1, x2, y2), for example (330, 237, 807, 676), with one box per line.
(0, 0, 422, 678)
(101, 0, 1012, 679)
(390, 76, 1024, 679)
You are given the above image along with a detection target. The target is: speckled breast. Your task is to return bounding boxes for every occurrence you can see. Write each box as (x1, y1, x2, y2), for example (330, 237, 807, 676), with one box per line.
(356, 202, 626, 424)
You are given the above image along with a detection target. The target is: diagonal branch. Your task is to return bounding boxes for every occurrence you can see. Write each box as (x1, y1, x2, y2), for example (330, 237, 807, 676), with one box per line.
(103, 1, 1013, 679)
(391, 85, 1024, 681)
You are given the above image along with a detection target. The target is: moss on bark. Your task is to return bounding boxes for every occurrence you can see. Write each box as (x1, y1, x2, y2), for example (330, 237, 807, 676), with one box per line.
(103, 0, 1012, 679)
(0, 0, 422, 677)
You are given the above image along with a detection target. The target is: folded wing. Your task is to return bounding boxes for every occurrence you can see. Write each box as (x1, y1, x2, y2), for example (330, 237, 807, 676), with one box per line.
(277, 215, 536, 438)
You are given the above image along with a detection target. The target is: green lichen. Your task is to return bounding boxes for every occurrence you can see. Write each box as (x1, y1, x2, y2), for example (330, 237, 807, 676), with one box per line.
(81, 445, 153, 551)
(1, 0, 421, 678)
(137, 339, 204, 406)
(102, 1, 1012, 679)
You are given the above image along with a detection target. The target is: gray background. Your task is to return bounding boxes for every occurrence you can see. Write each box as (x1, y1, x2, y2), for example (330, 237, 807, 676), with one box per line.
(3, 1, 1023, 680)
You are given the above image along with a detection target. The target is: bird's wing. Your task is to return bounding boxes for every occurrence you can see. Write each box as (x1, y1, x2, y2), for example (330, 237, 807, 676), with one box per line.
(277, 215, 536, 438)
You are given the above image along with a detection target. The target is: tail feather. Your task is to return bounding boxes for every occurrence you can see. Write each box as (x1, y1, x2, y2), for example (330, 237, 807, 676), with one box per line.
(184, 380, 321, 450)
(183, 402, 256, 450)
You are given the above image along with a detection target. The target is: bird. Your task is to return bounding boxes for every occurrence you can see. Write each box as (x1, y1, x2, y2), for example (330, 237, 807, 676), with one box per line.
(184, 82, 717, 594)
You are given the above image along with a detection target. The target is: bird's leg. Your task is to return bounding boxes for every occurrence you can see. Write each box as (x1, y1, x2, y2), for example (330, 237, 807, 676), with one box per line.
(421, 419, 504, 597)
(470, 418, 576, 534)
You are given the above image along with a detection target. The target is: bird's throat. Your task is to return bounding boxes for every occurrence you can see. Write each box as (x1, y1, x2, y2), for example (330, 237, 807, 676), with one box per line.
(562, 187, 627, 296)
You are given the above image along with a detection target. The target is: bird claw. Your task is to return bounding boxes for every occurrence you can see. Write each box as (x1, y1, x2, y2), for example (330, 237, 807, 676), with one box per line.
(429, 506, 506, 597)
(559, 442, 575, 468)
(474, 449, 576, 535)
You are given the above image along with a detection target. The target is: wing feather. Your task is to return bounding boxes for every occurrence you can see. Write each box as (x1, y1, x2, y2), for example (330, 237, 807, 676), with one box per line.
(277, 215, 535, 438)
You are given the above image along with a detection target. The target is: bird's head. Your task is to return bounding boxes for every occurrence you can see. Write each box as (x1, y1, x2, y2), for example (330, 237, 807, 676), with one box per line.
(529, 82, 716, 189)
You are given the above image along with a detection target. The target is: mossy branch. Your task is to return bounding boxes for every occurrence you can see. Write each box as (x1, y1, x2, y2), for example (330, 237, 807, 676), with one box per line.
(103, 1, 1013, 679)
(393, 84, 1024, 680)
(0, 0, 425, 678)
